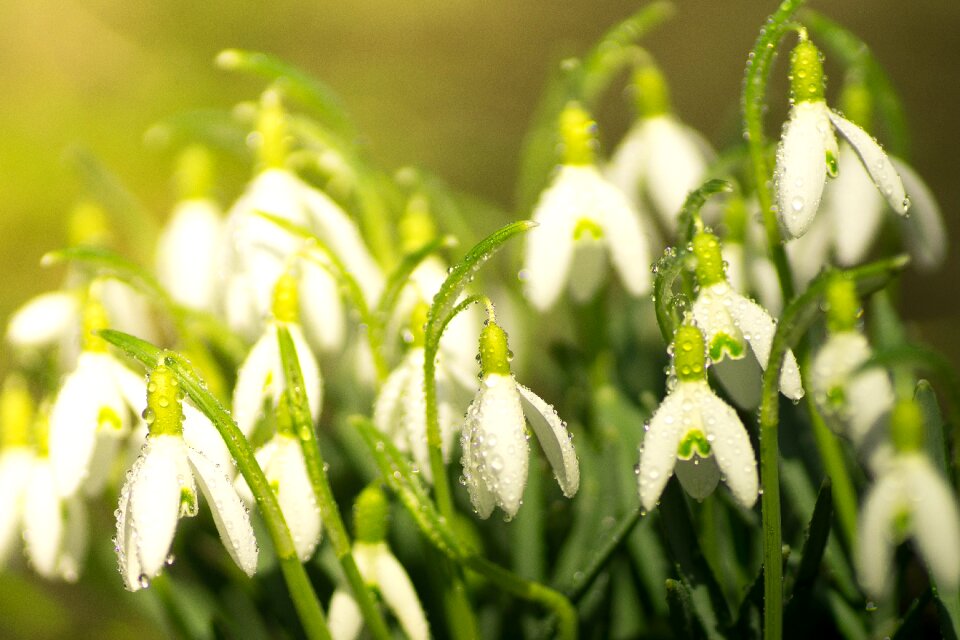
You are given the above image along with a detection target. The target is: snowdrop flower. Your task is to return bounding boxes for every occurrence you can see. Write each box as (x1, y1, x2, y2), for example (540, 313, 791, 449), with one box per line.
(374, 302, 476, 483)
(522, 102, 651, 311)
(116, 363, 258, 591)
(48, 297, 147, 497)
(857, 401, 960, 598)
(606, 63, 714, 232)
(235, 395, 321, 562)
(460, 319, 579, 520)
(232, 273, 322, 440)
(775, 37, 909, 240)
(0, 377, 36, 566)
(328, 486, 429, 640)
(156, 146, 224, 312)
(810, 276, 893, 471)
(222, 91, 381, 345)
(638, 323, 758, 511)
(690, 231, 803, 405)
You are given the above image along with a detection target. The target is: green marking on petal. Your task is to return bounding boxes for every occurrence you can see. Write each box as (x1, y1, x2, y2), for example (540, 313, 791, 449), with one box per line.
(677, 429, 712, 460)
(892, 506, 912, 543)
(180, 486, 199, 518)
(573, 218, 604, 241)
(826, 148, 839, 178)
(709, 333, 745, 362)
(97, 406, 123, 433)
(826, 385, 846, 411)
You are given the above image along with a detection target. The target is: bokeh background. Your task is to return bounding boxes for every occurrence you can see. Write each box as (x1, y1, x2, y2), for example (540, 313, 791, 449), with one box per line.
(0, 1, 957, 636)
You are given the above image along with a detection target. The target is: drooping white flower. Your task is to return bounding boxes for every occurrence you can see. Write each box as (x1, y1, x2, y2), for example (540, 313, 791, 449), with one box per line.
(235, 432, 321, 562)
(116, 364, 257, 591)
(4, 291, 79, 352)
(638, 324, 758, 511)
(155, 197, 224, 312)
(460, 322, 579, 519)
(232, 274, 323, 440)
(221, 166, 382, 345)
(690, 232, 803, 406)
(857, 453, 960, 597)
(775, 39, 908, 240)
(811, 331, 893, 472)
(48, 346, 147, 498)
(23, 457, 88, 582)
(523, 104, 651, 312)
(0, 446, 32, 566)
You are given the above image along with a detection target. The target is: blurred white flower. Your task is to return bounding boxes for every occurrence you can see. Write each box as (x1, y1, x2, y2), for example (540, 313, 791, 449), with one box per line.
(155, 198, 224, 312)
(857, 454, 960, 597)
(23, 457, 88, 582)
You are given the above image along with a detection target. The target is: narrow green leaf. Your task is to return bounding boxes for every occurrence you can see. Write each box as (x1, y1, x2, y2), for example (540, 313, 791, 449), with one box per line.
(784, 479, 833, 630)
(675, 179, 733, 246)
(666, 578, 708, 640)
(890, 589, 934, 640)
(652, 248, 690, 344)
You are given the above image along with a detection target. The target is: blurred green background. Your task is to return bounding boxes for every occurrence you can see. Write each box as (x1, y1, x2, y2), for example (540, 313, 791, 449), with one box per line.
(0, 0, 958, 636)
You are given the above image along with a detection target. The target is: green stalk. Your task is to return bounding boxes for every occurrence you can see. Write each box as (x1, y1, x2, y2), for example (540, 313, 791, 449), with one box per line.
(804, 391, 858, 548)
(276, 326, 392, 640)
(100, 331, 330, 640)
(742, 0, 806, 305)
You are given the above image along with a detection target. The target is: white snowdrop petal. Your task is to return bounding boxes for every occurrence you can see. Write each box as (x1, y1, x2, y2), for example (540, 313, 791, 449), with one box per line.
(516, 384, 579, 497)
(857, 470, 902, 597)
(373, 354, 413, 445)
(604, 123, 652, 205)
(674, 455, 720, 502)
(289, 323, 324, 423)
(523, 171, 580, 311)
(187, 446, 259, 576)
(156, 198, 224, 311)
(98, 279, 161, 346)
(182, 404, 234, 475)
(374, 547, 431, 640)
(643, 116, 711, 229)
(401, 352, 431, 479)
(58, 498, 88, 582)
(691, 284, 743, 362)
(131, 436, 187, 578)
(732, 291, 804, 400)
(0, 450, 32, 563)
(299, 259, 346, 353)
(116, 469, 141, 591)
(269, 435, 322, 562)
(776, 102, 830, 238)
(828, 111, 908, 215)
(892, 157, 947, 271)
(5, 291, 79, 348)
(601, 178, 653, 297)
(785, 211, 833, 290)
(638, 387, 687, 511)
(825, 145, 886, 266)
(697, 388, 758, 508)
(475, 375, 528, 519)
(328, 589, 363, 640)
(905, 458, 960, 592)
(23, 462, 64, 578)
(460, 408, 496, 519)
(232, 328, 278, 438)
(107, 357, 149, 418)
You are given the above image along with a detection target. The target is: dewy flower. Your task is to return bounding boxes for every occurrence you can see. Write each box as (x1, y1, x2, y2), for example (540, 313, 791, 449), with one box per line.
(460, 320, 579, 520)
(116, 363, 258, 591)
(857, 401, 960, 598)
(235, 394, 321, 562)
(48, 296, 148, 497)
(155, 146, 224, 313)
(327, 486, 429, 640)
(232, 273, 323, 440)
(606, 63, 714, 233)
(638, 323, 758, 511)
(221, 90, 382, 346)
(690, 231, 804, 405)
(522, 102, 651, 312)
(775, 37, 909, 240)
(810, 276, 893, 472)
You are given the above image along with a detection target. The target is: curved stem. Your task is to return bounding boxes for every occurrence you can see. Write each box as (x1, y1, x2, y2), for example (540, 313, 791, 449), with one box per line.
(742, 0, 806, 305)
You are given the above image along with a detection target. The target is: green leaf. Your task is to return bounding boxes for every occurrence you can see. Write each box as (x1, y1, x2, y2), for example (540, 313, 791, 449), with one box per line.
(675, 179, 733, 246)
(217, 49, 357, 140)
(666, 578, 708, 640)
(652, 247, 691, 343)
(784, 479, 833, 631)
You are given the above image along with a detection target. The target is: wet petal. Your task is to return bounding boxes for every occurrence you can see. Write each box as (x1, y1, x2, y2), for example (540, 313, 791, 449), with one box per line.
(131, 436, 187, 579)
(892, 157, 947, 271)
(697, 387, 757, 508)
(638, 386, 688, 511)
(187, 445, 259, 576)
(828, 111, 908, 215)
(825, 144, 886, 266)
(266, 435, 321, 562)
(731, 291, 804, 401)
(691, 284, 744, 362)
(776, 101, 830, 238)
(517, 385, 579, 497)
(374, 546, 430, 640)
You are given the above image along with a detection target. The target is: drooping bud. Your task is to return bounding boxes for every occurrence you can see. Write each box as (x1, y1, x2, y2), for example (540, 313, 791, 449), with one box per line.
(632, 63, 671, 118)
(559, 102, 597, 166)
(789, 38, 826, 104)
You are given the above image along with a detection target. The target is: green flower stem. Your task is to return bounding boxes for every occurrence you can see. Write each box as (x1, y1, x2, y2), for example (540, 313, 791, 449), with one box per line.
(742, 0, 806, 305)
(758, 256, 909, 640)
(99, 331, 331, 640)
(276, 326, 392, 640)
(561, 501, 643, 601)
